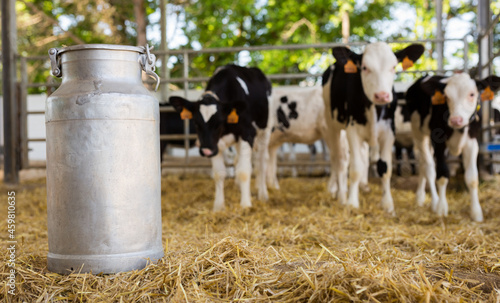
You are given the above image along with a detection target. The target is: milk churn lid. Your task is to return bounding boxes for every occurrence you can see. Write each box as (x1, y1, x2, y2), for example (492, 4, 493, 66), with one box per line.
(55, 44, 146, 55)
(48, 44, 160, 91)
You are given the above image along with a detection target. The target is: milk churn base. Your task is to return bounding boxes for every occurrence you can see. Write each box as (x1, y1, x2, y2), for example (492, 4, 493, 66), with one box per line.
(47, 248, 164, 274)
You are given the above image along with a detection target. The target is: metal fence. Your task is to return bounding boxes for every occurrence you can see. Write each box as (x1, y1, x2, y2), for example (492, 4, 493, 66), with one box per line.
(17, 35, 500, 172)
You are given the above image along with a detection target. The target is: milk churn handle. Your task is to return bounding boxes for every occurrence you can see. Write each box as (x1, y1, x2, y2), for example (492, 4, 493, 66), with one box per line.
(140, 44, 161, 91)
(48, 48, 62, 77)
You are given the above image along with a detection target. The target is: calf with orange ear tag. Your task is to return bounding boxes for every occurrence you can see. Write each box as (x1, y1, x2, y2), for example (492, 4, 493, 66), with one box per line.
(407, 73, 500, 222)
(169, 64, 272, 212)
(321, 42, 424, 216)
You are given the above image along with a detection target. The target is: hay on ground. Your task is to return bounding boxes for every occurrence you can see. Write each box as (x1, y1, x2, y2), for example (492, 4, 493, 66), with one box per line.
(1, 173, 500, 302)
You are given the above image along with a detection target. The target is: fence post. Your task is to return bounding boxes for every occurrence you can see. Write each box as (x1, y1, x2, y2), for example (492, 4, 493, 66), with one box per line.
(1, 0, 19, 184)
(183, 50, 190, 164)
(477, 0, 492, 174)
(160, 0, 170, 103)
(435, 0, 444, 73)
(463, 35, 469, 73)
(19, 57, 29, 169)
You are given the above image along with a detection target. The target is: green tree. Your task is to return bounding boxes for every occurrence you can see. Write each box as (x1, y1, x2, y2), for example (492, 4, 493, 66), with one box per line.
(12, 0, 157, 93)
(175, 0, 400, 87)
(167, 0, 499, 87)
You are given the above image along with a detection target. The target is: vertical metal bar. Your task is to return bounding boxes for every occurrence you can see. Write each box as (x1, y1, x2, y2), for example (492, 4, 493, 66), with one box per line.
(463, 35, 469, 73)
(2, 0, 19, 184)
(435, 0, 444, 73)
(19, 57, 29, 169)
(183, 50, 190, 164)
(160, 0, 170, 103)
(478, 0, 492, 174)
(478, 0, 491, 144)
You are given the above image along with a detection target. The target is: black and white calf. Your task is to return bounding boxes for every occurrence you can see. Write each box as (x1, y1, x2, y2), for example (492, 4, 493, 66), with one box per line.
(169, 64, 272, 211)
(322, 42, 424, 214)
(406, 73, 500, 221)
(266, 86, 341, 189)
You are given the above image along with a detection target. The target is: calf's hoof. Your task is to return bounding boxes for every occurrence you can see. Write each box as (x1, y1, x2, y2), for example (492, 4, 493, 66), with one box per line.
(346, 197, 360, 209)
(360, 183, 371, 193)
(381, 196, 395, 215)
(213, 204, 225, 212)
(430, 197, 439, 212)
(415, 191, 426, 207)
(337, 191, 347, 205)
(240, 199, 253, 209)
(470, 208, 484, 222)
(258, 190, 269, 202)
(435, 200, 448, 217)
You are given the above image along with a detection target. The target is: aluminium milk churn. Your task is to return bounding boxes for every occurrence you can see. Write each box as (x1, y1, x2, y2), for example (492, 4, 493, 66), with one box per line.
(46, 44, 163, 274)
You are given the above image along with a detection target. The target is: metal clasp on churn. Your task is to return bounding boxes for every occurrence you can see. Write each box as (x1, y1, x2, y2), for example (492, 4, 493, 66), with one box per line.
(140, 44, 160, 91)
(48, 48, 62, 77)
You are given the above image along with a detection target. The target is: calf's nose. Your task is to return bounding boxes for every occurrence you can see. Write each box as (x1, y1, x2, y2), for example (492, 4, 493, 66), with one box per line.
(201, 148, 213, 157)
(374, 91, 391, 103)
(449, 116, 463, 127)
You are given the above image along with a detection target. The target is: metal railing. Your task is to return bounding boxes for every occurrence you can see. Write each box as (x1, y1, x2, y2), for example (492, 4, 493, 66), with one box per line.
(18, 36, 476, 171)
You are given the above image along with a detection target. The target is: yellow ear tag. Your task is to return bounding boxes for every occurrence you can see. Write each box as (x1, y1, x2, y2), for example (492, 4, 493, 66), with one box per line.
(227, 109, 239, 124)
(476, 104, 481, 112)
(180, 107, 192, 120)
(481, 86, 494, 101)
(344, 60, 358, 73)
(402, 56, 414, 71)
(431, 90, 446, 105)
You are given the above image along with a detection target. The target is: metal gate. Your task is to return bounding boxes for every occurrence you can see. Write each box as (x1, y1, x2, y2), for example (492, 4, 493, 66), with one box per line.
(15, 36, 499, 172)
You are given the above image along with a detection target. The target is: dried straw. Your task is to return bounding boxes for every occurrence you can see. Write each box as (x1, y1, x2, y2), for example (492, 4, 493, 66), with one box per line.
(1, 173, 500, 302)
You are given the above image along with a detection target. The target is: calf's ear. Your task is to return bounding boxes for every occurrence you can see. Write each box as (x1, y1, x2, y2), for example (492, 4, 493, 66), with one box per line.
(222, 100, 246, 115)
(476, 75, 500, 92)
(169, 96, 198, 120)
(420, 76, 447, 97)
(331, 47, 362, 66)
(169, 96, 191, 113)
(395, 44, 425, 67)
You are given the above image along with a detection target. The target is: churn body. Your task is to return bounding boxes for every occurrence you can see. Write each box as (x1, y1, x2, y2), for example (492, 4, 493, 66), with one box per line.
(46, 45, 163, 274)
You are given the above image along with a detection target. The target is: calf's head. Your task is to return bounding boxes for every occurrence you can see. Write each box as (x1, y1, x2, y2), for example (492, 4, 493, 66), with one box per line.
(332, 42, 425, 105)
(421, 74, 500, 129)
(169, 92, 245, 157)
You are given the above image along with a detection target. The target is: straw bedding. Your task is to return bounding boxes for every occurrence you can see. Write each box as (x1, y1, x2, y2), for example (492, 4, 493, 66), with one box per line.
(1, 173, 500, 302)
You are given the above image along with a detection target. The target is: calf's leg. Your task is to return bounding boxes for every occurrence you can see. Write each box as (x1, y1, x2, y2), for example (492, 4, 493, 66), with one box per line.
(346, 127, 363, 208)
(211, 152, 227, 212)
(415, 136, 438, 208)
(378, 127, 395, 215)
(235, 140, 253, 208)
(434, 142, 449, 217)
(325, 129, 348, 204)
(462, 138, 482, 222)
(253, 128, 271, 202)
(266, 142, 281, 190)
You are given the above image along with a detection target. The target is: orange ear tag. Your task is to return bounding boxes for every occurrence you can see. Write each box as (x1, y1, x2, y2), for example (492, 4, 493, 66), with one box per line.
(180, 107, 192, 120)
(431, 90, 446, 105)
(481, 86, 494, 101)
(402, 56, 414, 71)
(344, 60, 358, 73)
(227, 109, 239, 124)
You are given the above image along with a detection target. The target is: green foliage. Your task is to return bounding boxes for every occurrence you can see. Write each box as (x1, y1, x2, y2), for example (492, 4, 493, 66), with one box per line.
(15, 0, 157, 93)
(11, 0, 500, 92)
